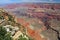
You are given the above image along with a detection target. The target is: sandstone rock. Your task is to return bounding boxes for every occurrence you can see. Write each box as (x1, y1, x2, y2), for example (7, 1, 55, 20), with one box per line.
(40, 29, 58, 40)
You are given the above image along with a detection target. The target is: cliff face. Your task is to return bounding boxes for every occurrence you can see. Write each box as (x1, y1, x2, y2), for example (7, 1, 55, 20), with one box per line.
(15, 8, 60, 40)
(1, 3, 60, 40)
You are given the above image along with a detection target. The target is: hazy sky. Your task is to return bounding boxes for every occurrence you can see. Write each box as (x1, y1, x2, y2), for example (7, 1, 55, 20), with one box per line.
(0, 0, 60, 4)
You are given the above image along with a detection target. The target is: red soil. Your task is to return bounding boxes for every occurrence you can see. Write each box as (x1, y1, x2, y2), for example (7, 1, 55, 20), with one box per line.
(16, 18, 46, 40)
